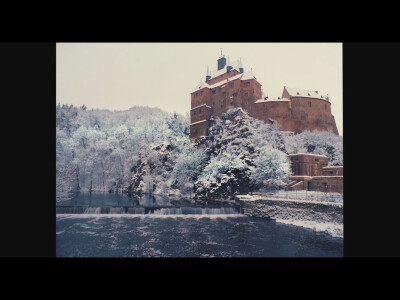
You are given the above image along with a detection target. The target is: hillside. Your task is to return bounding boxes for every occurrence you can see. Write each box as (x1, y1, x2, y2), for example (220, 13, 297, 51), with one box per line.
(56, 104, 343, 202)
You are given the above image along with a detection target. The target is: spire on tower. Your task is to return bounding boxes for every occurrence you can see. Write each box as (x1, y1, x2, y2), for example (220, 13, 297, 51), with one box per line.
(227, 56, 232, 72)
(238, 57, 244, 73)
(206, 66, 211, 81)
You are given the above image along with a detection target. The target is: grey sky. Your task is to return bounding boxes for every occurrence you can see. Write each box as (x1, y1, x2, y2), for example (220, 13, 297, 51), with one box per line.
(57, 43, 342, 135)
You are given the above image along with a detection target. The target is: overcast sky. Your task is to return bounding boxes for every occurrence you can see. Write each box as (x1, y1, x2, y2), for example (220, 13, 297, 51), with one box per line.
(57, 43, 342, 135)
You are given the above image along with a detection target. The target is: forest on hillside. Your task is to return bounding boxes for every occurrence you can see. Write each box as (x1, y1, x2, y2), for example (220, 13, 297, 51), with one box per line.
(56, 104, 343, 202)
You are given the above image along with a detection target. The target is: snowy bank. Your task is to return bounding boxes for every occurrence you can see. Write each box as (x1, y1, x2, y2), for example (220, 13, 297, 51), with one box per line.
(236, 195, 343, 238)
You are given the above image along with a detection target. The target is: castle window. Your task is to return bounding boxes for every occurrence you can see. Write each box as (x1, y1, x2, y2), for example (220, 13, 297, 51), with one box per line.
(244, 82, 250, 87)
(229, 82, 234, 88)
(315, 159, 319, 162)
(232, 92, 238, 97)
(200, 91, 203, 95)
(325, 104, 327, 110)
(212, 90, 216, 94)
(199, 108, 202, 113)
(194, 110, 196, 115)
(308, 101, 311, 107)
(218, 88, 222, 92)
(244, 92, 249, 97)
(213, 101, 215, 106)
(330, 171, 334, 175)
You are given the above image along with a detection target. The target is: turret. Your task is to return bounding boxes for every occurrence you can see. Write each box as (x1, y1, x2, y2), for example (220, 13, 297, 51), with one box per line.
(206, 66, 211, 81)
(238, 57, 244, 73)
(217, 49, 226, 70)
(226, 56, 232, 72)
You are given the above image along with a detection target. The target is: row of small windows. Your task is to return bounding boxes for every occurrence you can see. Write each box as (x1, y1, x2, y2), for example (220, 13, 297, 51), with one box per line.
(194, 91, 204, 97)
(210, 90, 244, 99)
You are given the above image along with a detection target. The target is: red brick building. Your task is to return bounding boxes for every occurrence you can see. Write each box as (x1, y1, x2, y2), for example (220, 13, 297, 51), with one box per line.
(190, 54, 339, 141)
(287, 153, 343, 193)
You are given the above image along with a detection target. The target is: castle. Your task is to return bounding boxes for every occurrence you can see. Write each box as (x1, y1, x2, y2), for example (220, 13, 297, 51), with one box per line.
(190, 53, 339, 141)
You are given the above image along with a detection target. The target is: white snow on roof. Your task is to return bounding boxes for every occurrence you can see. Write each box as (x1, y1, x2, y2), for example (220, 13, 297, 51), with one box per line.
(240, 70, 257, 81)
(288, 153, 328, 158)
(190, 103, 210, 111)
(208, 59, 243, 79)
(193, 60, 260, 92)
(190, 120, 207, 126)
(254, 97, 290, 103)
(322, 166, 343, 168)
(285, 87, 329, 101)
(208, 73, 243, 89)
(193, 80, 209, 92)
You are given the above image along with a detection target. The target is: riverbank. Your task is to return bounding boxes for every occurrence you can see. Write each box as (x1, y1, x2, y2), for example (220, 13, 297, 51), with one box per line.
(235, 195, 343, 238)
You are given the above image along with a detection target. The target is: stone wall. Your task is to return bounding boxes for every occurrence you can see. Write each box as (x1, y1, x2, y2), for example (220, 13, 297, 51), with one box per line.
(236, 197, 343, 237)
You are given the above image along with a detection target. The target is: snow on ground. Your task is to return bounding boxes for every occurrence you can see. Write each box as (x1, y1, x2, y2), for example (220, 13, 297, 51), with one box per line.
(237, 195, 343, 238)
(275, 219, 343, 238)
(237, 194, 343, 206)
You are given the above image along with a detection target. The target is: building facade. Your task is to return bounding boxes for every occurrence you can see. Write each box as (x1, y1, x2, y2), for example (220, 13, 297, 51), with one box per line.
(287, 153, 343, 193)
(190, 54, 339, 141)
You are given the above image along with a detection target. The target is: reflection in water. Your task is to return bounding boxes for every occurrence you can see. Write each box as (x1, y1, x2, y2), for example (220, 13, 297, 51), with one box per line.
(56, 192, 236, 215)
(60, 192, 189, 208)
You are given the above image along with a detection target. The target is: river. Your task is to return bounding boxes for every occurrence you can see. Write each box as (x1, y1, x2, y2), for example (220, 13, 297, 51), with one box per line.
(56, 193, 343, 257)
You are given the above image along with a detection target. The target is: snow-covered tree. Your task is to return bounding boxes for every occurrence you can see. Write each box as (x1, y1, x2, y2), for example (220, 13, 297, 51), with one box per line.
(56, 104, 342, 201)
(284, 130, 343, 165)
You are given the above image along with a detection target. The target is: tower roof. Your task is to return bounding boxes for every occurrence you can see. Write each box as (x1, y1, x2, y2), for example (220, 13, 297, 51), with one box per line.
(207, 59, 243, 80)
(192, 70, 260, 92)
(194, 79, 208, 91)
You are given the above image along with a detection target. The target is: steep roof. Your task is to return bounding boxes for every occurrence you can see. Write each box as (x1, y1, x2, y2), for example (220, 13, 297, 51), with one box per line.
(192, 70, 260, 92)
(208, 73, 243, 89)
(208, 59, 242, 79)
(240, 70, 257, 81)
(284, 87, 329, 101)
(193, 80, 209, 91)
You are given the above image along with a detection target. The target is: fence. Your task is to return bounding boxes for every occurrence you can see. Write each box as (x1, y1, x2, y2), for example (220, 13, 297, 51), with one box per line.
(254, 189, 343, 203)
